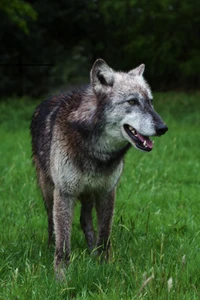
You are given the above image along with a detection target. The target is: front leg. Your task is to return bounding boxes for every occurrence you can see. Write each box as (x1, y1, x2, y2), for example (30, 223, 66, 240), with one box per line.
(95, 188, 116, 260)
(53, 188, 75, 279)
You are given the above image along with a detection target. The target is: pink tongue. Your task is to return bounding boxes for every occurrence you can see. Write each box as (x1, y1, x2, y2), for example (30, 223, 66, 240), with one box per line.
(137, 132, 153, 149)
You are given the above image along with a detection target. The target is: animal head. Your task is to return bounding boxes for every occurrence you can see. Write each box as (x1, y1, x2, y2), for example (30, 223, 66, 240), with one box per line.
(90, 59, 168, 152)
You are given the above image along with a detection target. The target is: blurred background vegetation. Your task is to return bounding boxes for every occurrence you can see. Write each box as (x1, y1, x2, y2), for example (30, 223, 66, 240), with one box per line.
(0, 0, 199, 97)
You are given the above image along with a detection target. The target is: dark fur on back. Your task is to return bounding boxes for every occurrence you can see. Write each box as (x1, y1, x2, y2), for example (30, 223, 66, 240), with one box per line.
(31, 85, 130, 174)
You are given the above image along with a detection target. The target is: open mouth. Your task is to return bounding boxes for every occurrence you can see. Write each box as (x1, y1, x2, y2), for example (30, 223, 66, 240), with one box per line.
(123, 124, 153, 152)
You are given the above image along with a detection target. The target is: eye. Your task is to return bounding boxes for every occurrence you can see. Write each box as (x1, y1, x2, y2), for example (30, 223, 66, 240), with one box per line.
(128, 98, 137, 105)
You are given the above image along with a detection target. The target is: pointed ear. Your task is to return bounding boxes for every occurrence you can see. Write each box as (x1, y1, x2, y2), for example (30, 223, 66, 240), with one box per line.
(129, 64, 145, 76)
(90, 59, 114, 93)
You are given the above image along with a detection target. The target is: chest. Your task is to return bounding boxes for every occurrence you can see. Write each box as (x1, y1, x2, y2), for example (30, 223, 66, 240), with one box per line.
(82, 163, 123, 193)
(51, 149, 124, 195)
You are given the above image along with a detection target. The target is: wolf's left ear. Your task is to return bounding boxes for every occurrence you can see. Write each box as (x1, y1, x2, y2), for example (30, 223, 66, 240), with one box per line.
(129, 64, 145, 76)
(91, 59, 114, 93)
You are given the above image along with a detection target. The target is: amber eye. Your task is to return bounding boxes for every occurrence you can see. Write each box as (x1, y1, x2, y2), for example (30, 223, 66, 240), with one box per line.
(128, 99, 137, 105)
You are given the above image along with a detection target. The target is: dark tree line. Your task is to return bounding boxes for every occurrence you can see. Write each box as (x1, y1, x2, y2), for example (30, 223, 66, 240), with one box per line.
(0, 0, 199, 97)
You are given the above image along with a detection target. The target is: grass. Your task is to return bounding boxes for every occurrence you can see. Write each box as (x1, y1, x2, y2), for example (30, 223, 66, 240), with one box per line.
(0, 93, 200, 299)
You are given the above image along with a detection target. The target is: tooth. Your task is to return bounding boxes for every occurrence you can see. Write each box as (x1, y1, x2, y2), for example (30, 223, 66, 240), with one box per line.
(131, 129, 136, 134)
(143, 140, 147, 146)
(129, 126, 132, 130)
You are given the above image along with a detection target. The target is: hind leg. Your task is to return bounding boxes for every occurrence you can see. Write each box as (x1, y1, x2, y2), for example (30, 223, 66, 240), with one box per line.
(41, 178, 54, 246)
(80, 197, 95, 251)
(95, 188, 116, 260)
(36, 162, 54, 246)
(40, 176, 54, 245)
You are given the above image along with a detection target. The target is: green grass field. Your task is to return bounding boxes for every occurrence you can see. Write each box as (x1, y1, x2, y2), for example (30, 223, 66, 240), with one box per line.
(0, 93, 199, 299)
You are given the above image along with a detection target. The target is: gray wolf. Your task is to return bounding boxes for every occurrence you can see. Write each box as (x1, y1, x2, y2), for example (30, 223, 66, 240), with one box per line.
(30, 59, 168, 278)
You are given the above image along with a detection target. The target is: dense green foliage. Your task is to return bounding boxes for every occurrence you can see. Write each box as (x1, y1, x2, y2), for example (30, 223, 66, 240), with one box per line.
(0, 93, 200, 299)
(0, 0, 199, 97)
(0, 0, 37, 34)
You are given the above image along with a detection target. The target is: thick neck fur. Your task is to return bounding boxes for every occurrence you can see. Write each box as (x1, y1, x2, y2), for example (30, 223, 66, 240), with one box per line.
(65, 85, 130, 166)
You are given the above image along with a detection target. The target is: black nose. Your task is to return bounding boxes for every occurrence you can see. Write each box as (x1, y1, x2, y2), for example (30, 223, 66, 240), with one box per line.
(156, 124, 168, 136)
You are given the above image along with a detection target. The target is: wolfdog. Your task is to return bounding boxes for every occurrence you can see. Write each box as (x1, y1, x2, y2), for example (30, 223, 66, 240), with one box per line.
(30, 59, 168, 278)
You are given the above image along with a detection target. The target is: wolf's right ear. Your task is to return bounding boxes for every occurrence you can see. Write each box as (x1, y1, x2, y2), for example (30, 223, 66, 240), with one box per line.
(129, 64, 145, 76)
(90, 59, 114, 93)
